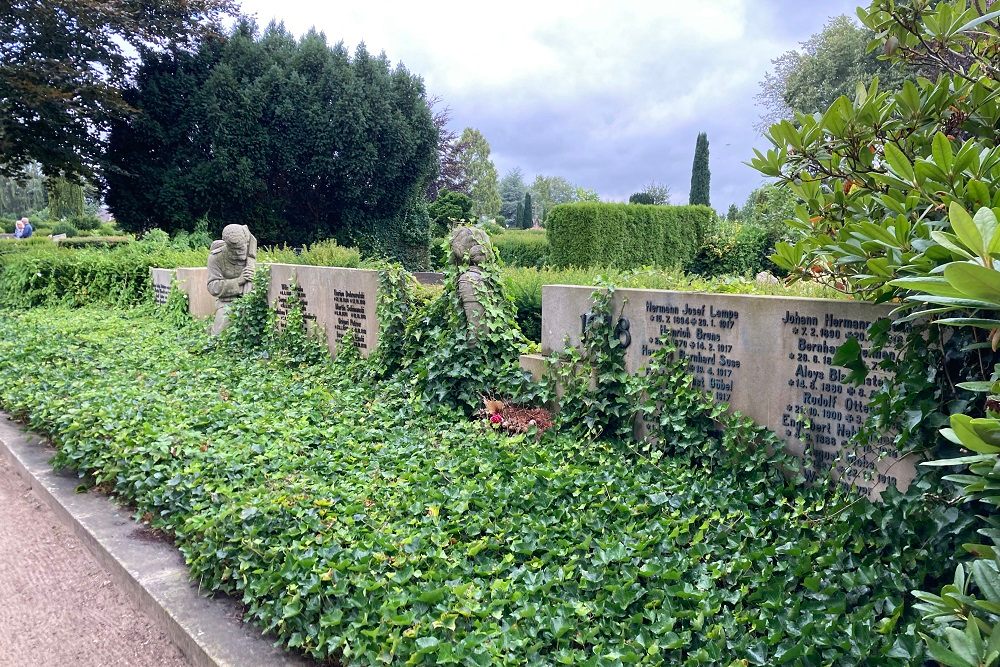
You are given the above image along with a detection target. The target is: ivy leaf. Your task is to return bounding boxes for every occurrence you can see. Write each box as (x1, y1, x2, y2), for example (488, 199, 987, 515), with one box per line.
(832, 337, 867, 384)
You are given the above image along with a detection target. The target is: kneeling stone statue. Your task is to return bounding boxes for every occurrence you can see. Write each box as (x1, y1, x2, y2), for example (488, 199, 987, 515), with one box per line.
(207, 224, 257, 335)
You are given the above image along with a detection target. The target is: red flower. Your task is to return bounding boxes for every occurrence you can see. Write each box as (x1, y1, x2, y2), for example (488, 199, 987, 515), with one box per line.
(489, 413, 503, 424)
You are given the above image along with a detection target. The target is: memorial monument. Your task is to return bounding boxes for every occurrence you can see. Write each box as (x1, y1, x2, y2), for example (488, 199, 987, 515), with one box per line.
(450, 226, 495, 342)
(207, 224, 257, 334)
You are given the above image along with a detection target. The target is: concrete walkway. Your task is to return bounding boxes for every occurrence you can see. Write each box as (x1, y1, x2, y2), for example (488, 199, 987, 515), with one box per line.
(0, 454, 190, 667)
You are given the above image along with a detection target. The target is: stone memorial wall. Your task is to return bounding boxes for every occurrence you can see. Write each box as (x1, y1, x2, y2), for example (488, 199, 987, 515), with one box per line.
(174, 267, 216, 318)
(266, 264, 380, 356)
(150, 268, 175, 305)
(536, 285, 916, 499)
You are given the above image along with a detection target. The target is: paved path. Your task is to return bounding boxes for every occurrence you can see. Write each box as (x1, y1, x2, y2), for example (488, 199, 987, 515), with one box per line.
(0, 455, 190, 667)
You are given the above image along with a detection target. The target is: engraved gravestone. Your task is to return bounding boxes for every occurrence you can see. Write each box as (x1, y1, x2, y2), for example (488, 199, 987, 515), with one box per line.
(536, 285, 915, 499)
(150, 268, 175, 305)
(266, 264, 381, 356)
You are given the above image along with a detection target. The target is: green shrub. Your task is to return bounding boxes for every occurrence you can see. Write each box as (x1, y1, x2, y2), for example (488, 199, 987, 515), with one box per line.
(0, 243, 208, 308)
(258, 240, 361, 267)
(689, 222, 780, 277)
(428, 237, 448, 269)
(546, 202, 715, 269)
(70, 215, 102, 231)
(50, 221, 80, 238)
(56, 236, 134, 249)
(297, 239, 362, 267)
(493, 230, 549, 267)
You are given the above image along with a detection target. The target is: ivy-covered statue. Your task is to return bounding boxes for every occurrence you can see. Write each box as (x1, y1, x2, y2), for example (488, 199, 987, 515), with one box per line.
(450, 226, 495, 342)
(207, 224, 258, 334)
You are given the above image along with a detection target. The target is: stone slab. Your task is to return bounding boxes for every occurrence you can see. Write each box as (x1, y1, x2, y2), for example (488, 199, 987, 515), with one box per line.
(174, 267, 215, 319)
(150, 268, 176, 305)
(0, 414, 308, 667)
(412, 272, 445, 285)
(540, 285, 917, 499)
(267, 263, 381, 357)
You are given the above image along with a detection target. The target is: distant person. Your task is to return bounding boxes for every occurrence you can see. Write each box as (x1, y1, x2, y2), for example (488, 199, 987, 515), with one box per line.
(13, 218, 32, 238)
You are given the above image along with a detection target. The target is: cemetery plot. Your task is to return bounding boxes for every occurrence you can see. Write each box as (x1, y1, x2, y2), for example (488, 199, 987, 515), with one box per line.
(539, 285, 914, 499)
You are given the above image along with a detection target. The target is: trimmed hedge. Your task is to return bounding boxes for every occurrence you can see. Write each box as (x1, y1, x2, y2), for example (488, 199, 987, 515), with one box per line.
(494, 230, 549, 267)
(0, 238, 368, 309)
(546, 202, 715, 269)
(0, 244, 209, 308)
(55, 236, 134, 249)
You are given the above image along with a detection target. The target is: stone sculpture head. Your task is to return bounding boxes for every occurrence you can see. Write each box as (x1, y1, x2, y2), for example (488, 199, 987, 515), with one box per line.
(450, 226, 493, 268)
(221, 224, 251, 262)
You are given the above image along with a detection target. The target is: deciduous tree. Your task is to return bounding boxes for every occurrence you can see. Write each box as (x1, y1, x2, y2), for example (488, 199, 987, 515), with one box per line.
(457, 128, 501, 220)
(755, 15, 911, 131)
(0, 0, 235, 181)
(425, 99, 469, 201)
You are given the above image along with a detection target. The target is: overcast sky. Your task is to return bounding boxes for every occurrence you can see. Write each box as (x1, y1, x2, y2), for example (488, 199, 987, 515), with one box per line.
(237, 1, 861, 210)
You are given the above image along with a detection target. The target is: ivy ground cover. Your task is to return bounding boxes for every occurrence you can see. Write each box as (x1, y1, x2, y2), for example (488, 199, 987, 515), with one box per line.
(0, 307, 961, 665)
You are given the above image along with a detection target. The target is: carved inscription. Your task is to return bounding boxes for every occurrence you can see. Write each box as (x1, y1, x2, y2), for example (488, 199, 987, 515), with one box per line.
(640, 300, 741, 403)
(778, 311, 904, 495)
(153, 282, 171, 305)
(275, 283, 317, 323)
(333, 288, 369, 350)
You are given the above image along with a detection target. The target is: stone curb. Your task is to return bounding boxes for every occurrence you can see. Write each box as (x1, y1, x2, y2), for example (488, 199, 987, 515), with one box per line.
(0, 414, 309, 667)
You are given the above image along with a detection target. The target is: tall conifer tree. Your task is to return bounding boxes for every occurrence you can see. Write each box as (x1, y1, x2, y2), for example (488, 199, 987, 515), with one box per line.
(689, 132, 711, 206)
(521, 192, 533, 228)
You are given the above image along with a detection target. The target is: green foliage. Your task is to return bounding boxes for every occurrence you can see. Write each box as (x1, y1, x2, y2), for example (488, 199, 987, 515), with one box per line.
(219, 266, 274, 354)
(0, 0, 235, 181)
(428, 190, 474, 237)
(0, 164, 47, 217)
(50, 221, 80, 238)
(751, 2, 1000, 661)
(350, 194, 433, 271)
(0, 240, 206, 308)
(545, 284, 641, 441)
(546, 202, 714, 269)
(46, 177, 85, 220)
(689, 222, 778, 277)
(69, 214, 101, 231)
(56, 236, 133, 249)
(161, 280, 193, 328)
(529, 175, 585, 224)
(391, 228, 533, 412)
(255, 240, 362, 268)
(740, 184, 796, 235)
(629, 182, 670, 206)
(492, 230, 549, 268)
(0, 304, 978, 664)
(106, 22, 438, 253)
(520, 192, 533, 229)
(751, 82, 999, 301)
(499, 168, 527, 225)
(756, 14, 912, 130)
(688, 133, 710, 206)
(458, 128, 501, 220)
